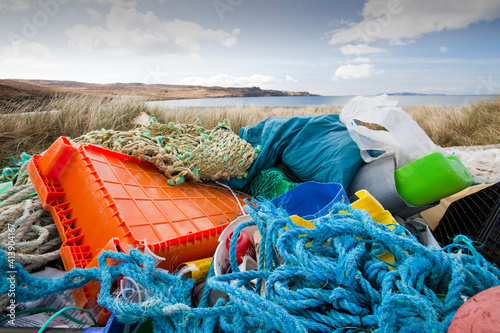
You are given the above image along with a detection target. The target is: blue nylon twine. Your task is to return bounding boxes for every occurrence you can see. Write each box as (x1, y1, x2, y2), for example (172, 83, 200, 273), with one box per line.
(2, 200, 500, 332)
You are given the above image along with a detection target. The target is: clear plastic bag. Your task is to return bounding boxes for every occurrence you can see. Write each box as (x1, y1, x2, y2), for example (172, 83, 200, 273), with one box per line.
(339, 95, 443, 168)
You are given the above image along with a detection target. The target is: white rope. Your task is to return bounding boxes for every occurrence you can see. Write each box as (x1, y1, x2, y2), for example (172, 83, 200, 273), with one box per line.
(0, 180, 61, 272)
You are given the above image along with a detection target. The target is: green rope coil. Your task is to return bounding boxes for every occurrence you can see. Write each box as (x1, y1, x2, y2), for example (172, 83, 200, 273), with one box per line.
(244, 167, 299, 200)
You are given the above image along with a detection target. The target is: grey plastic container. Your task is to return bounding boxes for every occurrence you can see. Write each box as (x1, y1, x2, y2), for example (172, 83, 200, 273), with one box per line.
(348, 153, 437, 219)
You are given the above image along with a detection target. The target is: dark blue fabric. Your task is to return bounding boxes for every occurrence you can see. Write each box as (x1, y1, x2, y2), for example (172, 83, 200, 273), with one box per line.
(227, 114, 363, 191)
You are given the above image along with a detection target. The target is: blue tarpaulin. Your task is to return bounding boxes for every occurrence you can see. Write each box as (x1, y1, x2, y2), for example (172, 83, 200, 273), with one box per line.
(227, 114, 363, 191)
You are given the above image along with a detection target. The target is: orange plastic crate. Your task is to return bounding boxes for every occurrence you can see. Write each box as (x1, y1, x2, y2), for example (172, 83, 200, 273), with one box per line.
(27, 137, 247, 317)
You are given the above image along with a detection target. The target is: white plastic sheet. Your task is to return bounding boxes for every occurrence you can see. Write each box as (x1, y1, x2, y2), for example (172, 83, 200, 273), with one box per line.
(340, 95, 443, 168)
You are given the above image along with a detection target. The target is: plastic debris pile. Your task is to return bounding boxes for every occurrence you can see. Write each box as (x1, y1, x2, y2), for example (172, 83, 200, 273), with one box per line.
(1, 96, 499, 332)
(2, 201, 500, 332)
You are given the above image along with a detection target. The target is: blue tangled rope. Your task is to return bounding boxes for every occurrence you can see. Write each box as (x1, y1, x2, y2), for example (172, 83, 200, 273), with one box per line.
(1, 201, 500, 332)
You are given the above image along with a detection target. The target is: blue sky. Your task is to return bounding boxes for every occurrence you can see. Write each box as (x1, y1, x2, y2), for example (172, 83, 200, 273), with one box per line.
(1, 0, 499, 95)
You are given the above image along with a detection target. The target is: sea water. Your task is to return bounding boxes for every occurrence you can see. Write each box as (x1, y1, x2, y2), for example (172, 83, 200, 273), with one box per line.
(147, 95, 497, 108)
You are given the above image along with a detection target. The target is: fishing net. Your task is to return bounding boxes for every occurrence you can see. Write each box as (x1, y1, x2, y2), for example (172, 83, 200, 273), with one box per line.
(74, 118, 259, 185)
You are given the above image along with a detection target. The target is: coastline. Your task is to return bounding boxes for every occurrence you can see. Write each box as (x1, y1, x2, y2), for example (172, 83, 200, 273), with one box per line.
(0, 79, 317, 102)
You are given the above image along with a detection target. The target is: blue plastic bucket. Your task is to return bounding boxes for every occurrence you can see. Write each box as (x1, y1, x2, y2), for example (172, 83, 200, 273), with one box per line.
(271, 181, 349, 220)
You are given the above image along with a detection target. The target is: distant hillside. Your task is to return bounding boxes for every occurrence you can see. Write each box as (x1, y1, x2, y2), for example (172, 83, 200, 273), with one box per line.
(0, 79, 60, 111)
(2, 79, 316, 102)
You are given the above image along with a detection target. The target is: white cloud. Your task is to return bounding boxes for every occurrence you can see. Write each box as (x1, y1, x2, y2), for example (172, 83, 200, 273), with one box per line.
(329, 0, 500, 45)
(0, 41, 64, 69)
(0, 0, 30, 11)
(286, 75, 298, 82)
(86, 8, 102, 19)
(66, 3, 240, 55)
(177, 74, 281, 88)
(340, 44, 387, 55)
(351, 57, 371, 63)
(440, 46, 448, 53)
(332, 63, 384, 80)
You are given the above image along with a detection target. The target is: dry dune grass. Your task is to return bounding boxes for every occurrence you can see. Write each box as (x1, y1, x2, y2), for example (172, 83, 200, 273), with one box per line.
(0, 94, 145, 165)
(404, 99, 500, 147)
(147, 104, 341, 133)
(0, 93, 498, 167)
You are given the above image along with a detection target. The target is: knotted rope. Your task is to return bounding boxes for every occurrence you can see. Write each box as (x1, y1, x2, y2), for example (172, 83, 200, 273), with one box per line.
(74, 119, 259, 185)
(1, 200, 499, 332)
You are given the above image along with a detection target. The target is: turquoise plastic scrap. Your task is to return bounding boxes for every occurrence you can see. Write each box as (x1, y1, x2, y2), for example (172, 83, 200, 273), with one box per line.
(20, 152, 32, 164)
(1, 168, 13, 177)
(0, 182, 13, 197)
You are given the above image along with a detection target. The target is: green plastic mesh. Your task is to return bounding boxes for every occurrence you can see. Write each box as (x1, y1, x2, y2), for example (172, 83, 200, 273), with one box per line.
(244, 167, 299, 200)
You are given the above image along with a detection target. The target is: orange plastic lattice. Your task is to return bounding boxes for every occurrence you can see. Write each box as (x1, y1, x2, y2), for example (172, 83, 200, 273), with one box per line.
(28, 137, 247, 318)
